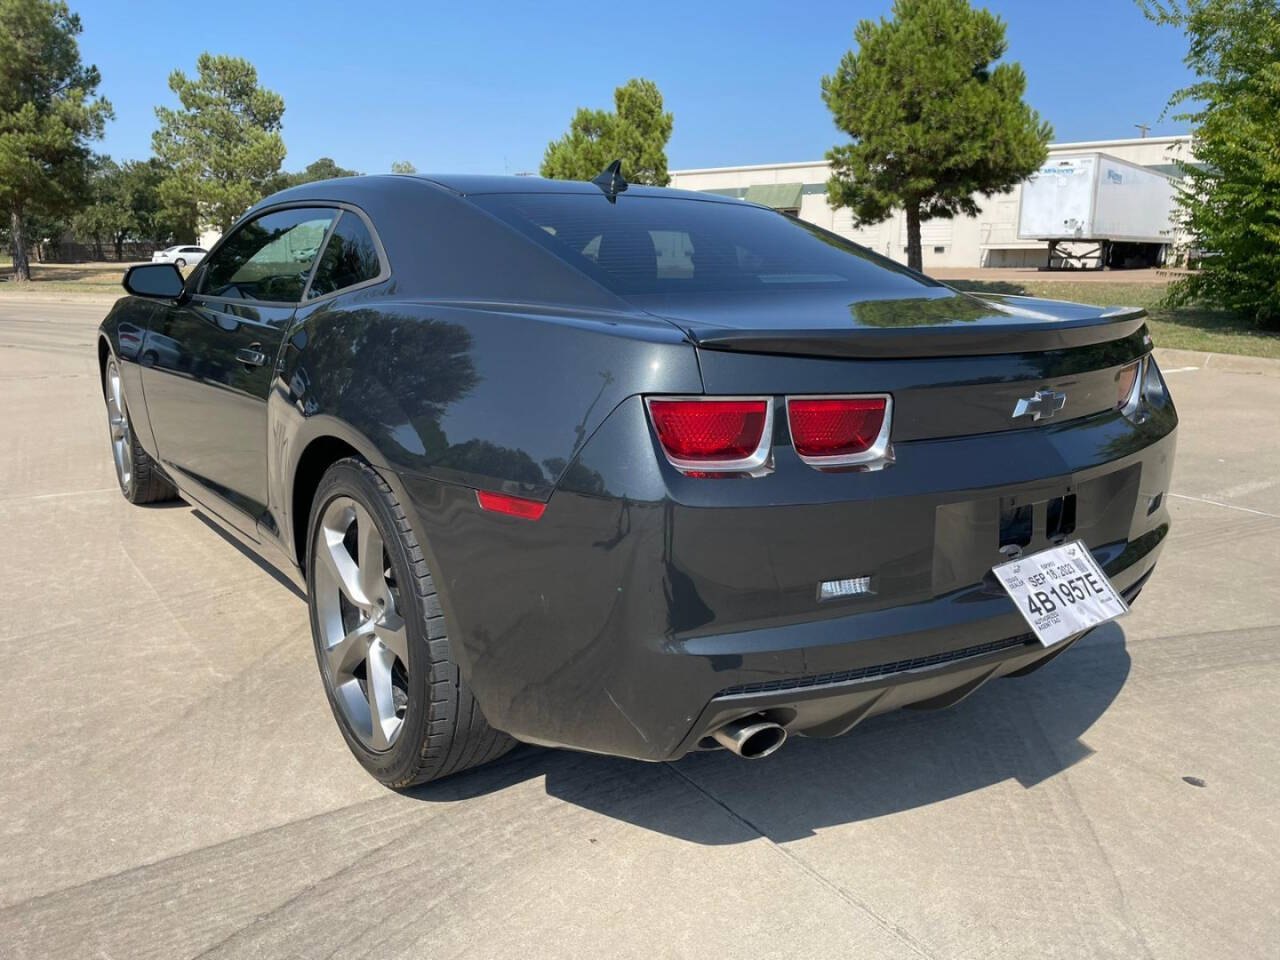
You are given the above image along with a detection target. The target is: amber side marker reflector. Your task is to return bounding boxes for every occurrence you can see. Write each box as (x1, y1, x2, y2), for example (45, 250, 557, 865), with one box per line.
(476, 490, 546, 520)
(1116, 359, 1142, 410)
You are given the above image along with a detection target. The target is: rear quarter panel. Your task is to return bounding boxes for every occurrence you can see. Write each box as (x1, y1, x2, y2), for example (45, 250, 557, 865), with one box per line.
(270, 294, 702, 567)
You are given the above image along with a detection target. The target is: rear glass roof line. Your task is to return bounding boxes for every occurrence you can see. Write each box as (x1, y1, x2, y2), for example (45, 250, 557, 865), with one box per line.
(468, 192, 936, 299)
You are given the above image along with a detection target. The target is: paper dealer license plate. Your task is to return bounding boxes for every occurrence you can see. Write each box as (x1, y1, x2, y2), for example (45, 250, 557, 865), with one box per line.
(992, 540, 1128, 647)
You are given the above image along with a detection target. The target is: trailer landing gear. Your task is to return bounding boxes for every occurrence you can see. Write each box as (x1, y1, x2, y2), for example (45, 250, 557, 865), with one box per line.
(1046, 240, 1166, 271)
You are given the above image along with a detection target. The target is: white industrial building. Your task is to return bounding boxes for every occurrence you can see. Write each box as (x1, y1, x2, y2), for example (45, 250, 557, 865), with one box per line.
(669, 134, 1192, 270)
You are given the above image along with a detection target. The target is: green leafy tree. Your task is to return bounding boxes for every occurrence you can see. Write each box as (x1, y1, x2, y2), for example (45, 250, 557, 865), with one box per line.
(1, 205, 73, 263)
(75, 156, 180, 258)
(73, 155, 127, 259)
(1142, 0, 1280, 328)
(822, 0, 1051, 271)
(0, 0, 111, 280)
(294, 156, 360, 183)
(268, 156, 361, 193)
(541, 78, 673, 186)
(129, 158, 193, 244)
(152, 53, 286, 234)
(150, 161, 199, 244)
(390, 160, 417, 174)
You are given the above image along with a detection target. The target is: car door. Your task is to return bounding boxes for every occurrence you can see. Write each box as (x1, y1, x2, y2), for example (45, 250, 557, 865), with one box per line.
(141, 205, 338, 537)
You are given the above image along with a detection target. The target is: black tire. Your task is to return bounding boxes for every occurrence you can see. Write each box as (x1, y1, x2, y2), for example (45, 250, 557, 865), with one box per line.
(103, 358, 178, 504)
(305, 458, 515, 787)
(174, 258, 186, 268)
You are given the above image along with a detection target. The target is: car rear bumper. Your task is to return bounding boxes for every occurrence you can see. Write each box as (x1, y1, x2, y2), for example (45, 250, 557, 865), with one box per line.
(669, 552, 1157, 758)
(401, 394, 1176, 763)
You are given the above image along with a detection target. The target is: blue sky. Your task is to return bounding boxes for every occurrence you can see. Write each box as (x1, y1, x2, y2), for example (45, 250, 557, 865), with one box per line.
(78, 0, 1194, 175)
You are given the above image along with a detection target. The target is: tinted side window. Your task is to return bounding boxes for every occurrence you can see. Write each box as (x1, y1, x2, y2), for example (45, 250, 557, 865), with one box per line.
(199, 207, 336, 302)
(308, 212, 382, 298)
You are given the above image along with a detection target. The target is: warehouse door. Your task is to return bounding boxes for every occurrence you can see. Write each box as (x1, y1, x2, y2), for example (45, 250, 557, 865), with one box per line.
(899, 216, 954, 257)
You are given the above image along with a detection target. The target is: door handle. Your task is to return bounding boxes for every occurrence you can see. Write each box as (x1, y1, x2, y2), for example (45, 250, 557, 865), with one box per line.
(236, 344, 268, 368)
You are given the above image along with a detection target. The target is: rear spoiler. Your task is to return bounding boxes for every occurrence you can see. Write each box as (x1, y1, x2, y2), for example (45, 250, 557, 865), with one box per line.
(689, 309, 1149, 360)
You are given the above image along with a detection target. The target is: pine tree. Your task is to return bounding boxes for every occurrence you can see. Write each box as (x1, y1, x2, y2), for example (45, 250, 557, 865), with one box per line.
(0, 0, 111, 281)
(822, 0, 1051, 271)
(152, 53, 286, 233)
(541, 78, 673, 186)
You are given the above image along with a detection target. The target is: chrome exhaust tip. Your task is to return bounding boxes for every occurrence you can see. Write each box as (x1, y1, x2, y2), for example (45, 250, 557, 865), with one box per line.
(711, 718, 788, 759)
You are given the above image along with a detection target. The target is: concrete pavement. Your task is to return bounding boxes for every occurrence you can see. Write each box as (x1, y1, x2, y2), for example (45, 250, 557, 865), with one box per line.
(0, 298, 1276, 959)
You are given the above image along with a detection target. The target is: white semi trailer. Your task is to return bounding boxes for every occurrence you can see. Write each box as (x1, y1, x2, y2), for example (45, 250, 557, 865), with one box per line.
(1017, 152, 1177, 269)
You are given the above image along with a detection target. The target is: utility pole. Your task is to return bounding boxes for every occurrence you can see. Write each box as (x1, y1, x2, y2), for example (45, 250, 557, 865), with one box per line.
(1135, 123, 1150, 139)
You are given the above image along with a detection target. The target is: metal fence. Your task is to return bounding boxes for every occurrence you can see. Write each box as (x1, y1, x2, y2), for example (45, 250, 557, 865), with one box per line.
(31, 240, 166, 264)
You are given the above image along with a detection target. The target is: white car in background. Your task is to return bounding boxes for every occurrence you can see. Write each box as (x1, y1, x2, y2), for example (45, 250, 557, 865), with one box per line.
(151, 245, 207, 268)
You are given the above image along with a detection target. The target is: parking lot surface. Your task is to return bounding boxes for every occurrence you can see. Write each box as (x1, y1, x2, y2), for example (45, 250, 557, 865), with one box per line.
(1, 297, 1277, 959)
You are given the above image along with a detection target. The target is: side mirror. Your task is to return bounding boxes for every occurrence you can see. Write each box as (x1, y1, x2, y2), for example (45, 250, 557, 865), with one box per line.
(122, 263, 185, 300)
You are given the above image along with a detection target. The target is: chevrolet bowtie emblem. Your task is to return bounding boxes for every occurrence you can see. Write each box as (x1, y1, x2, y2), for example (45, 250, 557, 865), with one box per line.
(1012, 389, 1067, 421)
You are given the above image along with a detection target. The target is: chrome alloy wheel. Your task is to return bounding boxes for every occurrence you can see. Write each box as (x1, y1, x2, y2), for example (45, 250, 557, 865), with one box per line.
(105, 360, 132, 491)
(312, 496, 410, 751)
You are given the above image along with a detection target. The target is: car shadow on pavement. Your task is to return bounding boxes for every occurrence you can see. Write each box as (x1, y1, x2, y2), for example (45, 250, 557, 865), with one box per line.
(404, 622, 1130, 845)
(189, 508, 308, 601)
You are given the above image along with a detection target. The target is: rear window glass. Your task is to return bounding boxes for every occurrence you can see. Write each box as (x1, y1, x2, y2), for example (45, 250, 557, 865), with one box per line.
(470, 193, 935, 297)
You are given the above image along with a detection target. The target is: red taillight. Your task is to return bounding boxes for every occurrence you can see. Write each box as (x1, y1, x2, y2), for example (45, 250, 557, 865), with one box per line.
(787, 395, 890, 464)
(476, 490, 546, 520)
(646, 397, 771, 473)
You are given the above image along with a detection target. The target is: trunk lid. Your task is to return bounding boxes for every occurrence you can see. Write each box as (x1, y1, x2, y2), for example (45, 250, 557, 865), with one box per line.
(628, 288, 1151, 441)
(626, 287, 1148, 359)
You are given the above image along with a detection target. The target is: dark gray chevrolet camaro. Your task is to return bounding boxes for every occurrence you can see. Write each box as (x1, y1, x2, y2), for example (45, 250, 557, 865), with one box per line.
(98, 172, 1176, 786)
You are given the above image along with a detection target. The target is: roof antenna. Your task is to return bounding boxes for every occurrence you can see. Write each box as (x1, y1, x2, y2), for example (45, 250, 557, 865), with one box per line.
(591, 160, 628, 203)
